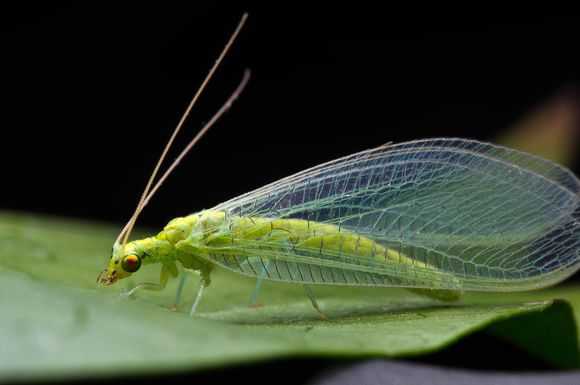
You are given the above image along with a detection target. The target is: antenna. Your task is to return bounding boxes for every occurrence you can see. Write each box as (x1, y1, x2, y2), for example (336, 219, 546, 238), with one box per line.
(142, 70, 250, 211)
(116, 13, 249, 246)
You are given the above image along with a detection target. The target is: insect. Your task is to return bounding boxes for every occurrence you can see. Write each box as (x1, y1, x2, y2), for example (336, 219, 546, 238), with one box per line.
(97, 14, 580, 317)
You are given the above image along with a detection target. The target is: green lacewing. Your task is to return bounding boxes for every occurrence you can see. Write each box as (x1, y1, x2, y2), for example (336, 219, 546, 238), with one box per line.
(97, 14, 580, 317)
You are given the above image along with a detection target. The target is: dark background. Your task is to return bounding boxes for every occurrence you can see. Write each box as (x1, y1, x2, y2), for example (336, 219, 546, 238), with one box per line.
(2, 4, 580, 383)
(2, 4, 579, 228)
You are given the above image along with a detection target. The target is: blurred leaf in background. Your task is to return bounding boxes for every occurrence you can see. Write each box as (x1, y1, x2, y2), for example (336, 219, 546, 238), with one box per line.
(498, 87, 579, 166)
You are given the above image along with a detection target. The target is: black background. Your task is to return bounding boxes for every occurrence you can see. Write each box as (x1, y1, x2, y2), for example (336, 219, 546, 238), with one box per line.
(2, 4, 579, 228)
(2, 3, 580, 382)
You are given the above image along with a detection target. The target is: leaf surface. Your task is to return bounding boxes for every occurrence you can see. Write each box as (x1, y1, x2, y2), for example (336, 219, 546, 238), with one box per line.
(0, 212, 578, 382)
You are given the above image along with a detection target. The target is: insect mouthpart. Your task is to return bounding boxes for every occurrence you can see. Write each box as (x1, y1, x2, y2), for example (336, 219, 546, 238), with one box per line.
(96, 269, 117, 286)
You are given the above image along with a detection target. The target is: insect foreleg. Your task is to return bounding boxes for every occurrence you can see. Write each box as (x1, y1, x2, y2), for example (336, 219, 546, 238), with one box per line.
(123, 262, 177, 298)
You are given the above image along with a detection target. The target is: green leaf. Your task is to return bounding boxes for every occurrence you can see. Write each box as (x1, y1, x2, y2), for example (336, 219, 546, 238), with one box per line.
(0, 211, 578, 382)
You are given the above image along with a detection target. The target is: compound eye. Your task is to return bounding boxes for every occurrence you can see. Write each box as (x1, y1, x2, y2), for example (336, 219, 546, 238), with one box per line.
(121, 254, 141, 273)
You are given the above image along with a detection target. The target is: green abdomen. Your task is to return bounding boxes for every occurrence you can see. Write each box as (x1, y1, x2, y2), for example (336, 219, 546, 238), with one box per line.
(172, 210, 460, 293)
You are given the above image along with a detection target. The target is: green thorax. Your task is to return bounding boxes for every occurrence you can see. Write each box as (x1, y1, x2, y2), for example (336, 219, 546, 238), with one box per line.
(126, 210, 221, 270)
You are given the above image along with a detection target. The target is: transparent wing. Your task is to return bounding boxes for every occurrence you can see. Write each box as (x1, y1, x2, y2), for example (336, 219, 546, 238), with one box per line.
(213, 138, 580, 291)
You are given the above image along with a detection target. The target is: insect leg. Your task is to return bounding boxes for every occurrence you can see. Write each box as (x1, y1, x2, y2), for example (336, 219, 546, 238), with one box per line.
(190, 277, 209, 316)
(248, 260, 272, 306)
(247, 230, 293, 306)
(172, 272, 188, 309)
(122, 263, 176, 297)
(303, 285, 327, 319)
(248, 277, 263, 306)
